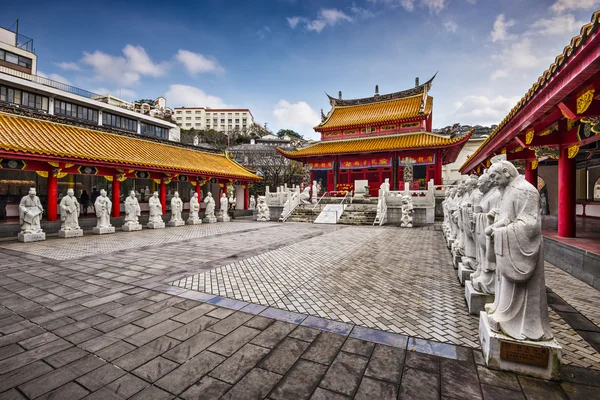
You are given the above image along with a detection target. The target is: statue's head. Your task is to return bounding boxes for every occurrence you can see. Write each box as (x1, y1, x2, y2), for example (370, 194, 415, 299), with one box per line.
(313, 180, 317, 185)
(457, 182, 466, 196)
(67, 188, 75, 197)
(153, 191, 158, 198)
(208, 192, 213, 198)
(467, 175, 479, 191)
(28, 187, 36, 197)
(193, 192, 198, 198)
(477, 172, 494, 194)
(449, 187, 457, 198)
(100, 189, 107, 197)
(129, 190, 135, 198)
(385, 178, 389, 183)
(174, 191, 179, 198)
(489, 161, 518, 188)
(222, 193, 226, 198)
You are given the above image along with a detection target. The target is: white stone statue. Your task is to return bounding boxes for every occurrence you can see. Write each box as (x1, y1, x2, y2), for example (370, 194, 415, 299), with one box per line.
(400, 195, 414, 228)
(228, 194, 235, 209)
(451, 183, 467, 257)
(187, 192, 202, 225)
(311, 180, 318, 203)
(18, 188, 45, 242)
(93, 189, 114, 234)
(299, 187, 311, 204)
(249, 195, 256, 210)
(471, 172, 500, 294)
(218, 193, 230, 222)
(59, 189, 82, 238)
(204, 192, 217, 223)
(148, 191, 165, 228)
(144, 186, 151, 196)
(442, 189, 453, 238)
(256, 196, 270, 221)
(484, 161, 553, 341)
(376, 178, 390, 219)
(123, 190, 142, 231)
(168, 191, 184, 226)
(460, 175, 479, 270)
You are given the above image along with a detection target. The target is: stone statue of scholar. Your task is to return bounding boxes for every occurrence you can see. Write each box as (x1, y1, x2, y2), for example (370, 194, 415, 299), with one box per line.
(187, 192, 201, 224)
(168, 191, 184, 226)
(204, 192, 217, 223)
(123, 190, 142, 231)
(93, 189, 114, 234)
(218, 193, 230, 222)
(59, 189, 80, 231)
(148, 191, 165, 228)
(19, 188, 45, 242)
(484, 160, 553, 341)
(249, 195, 256, 210)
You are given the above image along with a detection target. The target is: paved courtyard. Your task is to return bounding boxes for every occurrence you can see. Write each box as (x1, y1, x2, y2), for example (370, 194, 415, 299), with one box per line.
(0, 221, 599, 399)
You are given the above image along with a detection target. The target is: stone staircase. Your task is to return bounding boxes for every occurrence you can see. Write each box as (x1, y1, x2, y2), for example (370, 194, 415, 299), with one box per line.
(337, 203, 377, 225)
(284, 204, 324, 223)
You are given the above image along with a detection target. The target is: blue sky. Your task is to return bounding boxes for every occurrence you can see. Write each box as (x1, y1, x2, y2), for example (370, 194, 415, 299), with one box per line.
(3, 0, 598, 139)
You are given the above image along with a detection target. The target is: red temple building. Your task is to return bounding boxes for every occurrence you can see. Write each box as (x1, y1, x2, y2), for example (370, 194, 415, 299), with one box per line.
(278, 76, 472, 196)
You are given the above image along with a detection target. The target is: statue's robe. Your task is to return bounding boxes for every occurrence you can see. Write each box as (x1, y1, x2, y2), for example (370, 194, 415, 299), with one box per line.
(59, 195, 80, 229)
(488, 176, 553, 341)
(461, 190, 477, 266)
(149, 197, 162, 222)
(189, 197, 200, 219)
(448, 195, 460, 241)
(124, 197, 141, 224)
(19, 195, 43, 233)
(472, 188, 500, 294)
(171, 198, 183, 222)
(95, 196, 112, 228)
(204, 197, 215, 217)
(220, 197, 228, 216)
(452, 194, 466, 255)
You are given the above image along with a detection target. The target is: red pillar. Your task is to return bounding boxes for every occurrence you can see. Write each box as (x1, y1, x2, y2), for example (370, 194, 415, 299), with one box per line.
(112, 176, 120, 218)
(558, 147, 576, 238)
(525, 160, 538, 187)
(244, 185, 249, 210)
(434, 151, 442, 185)
(47, 172, 58, 221)
(160, 182, 167, 214)
(195, 183, 201, 198)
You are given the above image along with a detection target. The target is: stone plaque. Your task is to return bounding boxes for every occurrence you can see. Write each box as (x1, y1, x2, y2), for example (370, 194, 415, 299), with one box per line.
(500, 342, 549, 368)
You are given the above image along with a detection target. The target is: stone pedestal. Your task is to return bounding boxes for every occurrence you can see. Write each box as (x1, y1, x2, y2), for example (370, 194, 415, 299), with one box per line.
(479, 312, 561, 381)
(452, 254, 461, 269)
(18, 232, 46, 243)
(93, 226, 115, 235)
(147, 221, 165, 229)
(203, 216, 217, 224)
(458, 262, 475, 286)
(186, 218, 202, 225)
(447, 238, 454, 249)
(217, 215, 230, 222)
(58, 229, 83, 238)
(465, 281, 494, 315)
(122, 223, 142, 232)
(167, 220, 185, 227)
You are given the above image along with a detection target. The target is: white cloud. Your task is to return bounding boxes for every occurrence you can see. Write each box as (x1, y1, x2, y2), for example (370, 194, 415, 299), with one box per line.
(422, 0, 446, 14)
(351, 5, 377, 19)
(174, 50, 223, 76)
(491, 14, 516, 42)
(37, 71, 71, 85)
(367, 0, 445, 13)
(287, 16, 304, 29)
(306, 9, 352, 32)
(401, 0, 415, 11)
(492, 38, 540, 71)
(165, 84, 230, 108)
(490, 69, 509, 80)
(55, 62, 80, 71)
(453, 95, 521, 125)
(81, 45, 169, 87)
(257, 26, 271, 39)
(528, 14, 586, 36)
(551, 0, 600, 14)
(444, 20, 458, 33)
(273, 100, 321, 139)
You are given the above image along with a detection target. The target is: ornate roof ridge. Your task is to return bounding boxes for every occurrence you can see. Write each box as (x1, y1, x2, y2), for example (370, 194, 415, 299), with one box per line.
(325, 73, 436, 107)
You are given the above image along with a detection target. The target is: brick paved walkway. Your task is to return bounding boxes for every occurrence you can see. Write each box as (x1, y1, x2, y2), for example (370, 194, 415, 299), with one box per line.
(0, 221, 599, 399)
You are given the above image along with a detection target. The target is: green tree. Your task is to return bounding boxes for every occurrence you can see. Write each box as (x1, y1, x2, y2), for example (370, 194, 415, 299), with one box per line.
(276, 129, 303, 139)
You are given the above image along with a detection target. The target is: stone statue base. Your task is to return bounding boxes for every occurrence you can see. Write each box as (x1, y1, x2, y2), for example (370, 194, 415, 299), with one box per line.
(167, 220, 185, 227)
(147, 221, 165, 229)
(58, 228, 83, 239)
(122, 223, 142, 232)
(203, 216, 217, 224)
(458, 262, 475, 286)
(479, 312, 561, 381)
(452, 255, 461, 269)
(186, 218, 202, 225)
(93, 226, 115, 235)
(217, 215, 230, 222)
(465, 281, 494, 315)
(18, 232, 46, 243)
(446, 238, 454, 249)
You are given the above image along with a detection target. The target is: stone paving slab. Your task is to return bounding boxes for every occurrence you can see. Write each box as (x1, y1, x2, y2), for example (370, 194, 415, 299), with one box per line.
(0, 221, 598, 399)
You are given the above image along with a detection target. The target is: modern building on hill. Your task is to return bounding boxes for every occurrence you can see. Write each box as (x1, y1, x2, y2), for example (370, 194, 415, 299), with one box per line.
(173, 107, 254, 133)
(0, 23, 260, 228)
(278, 76, 472, 195)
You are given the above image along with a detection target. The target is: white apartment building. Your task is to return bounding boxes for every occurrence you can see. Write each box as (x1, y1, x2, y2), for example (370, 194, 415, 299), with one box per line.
(0, 24, 179, 142)
(173, 107, 254, 133)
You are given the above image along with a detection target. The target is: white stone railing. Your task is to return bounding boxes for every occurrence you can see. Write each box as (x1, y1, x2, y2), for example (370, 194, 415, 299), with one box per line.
(386, 180, 436, 208)
(279, 188, 301, 222)
(264, 184, 301, 207)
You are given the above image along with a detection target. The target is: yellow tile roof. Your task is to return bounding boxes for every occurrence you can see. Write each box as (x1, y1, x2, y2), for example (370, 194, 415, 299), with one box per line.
(316, 94, 432, 130)
(278, 131, 472, 158)
(460, 10, 600, 173)
(0, 112, 260, 180)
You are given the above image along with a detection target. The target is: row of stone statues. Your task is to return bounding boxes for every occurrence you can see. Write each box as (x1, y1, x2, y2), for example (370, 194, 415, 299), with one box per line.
(17, 189, 233, 242)
(442, 160, 559, 380)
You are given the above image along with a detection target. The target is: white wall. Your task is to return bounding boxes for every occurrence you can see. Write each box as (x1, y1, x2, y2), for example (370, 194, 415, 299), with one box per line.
(442, 137, 487, 184)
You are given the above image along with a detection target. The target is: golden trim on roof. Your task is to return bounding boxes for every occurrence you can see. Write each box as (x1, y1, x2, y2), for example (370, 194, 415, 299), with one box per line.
(278, 130, 472, 158)
(316, 95, 433, 130)
(0, 113, 260, 180)
(461, 10, 600, 172)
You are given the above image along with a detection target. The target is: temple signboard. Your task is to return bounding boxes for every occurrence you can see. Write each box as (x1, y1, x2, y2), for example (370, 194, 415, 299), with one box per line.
(340, 156, 392, 169)
(399, 154, 436, 166)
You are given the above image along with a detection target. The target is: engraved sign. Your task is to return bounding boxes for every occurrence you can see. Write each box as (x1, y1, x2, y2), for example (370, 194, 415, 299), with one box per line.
(500, 342, 549, 368)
